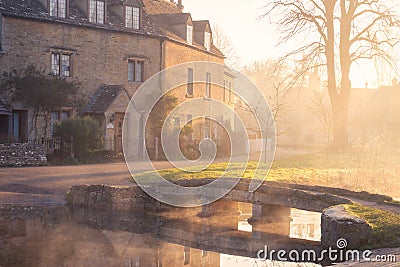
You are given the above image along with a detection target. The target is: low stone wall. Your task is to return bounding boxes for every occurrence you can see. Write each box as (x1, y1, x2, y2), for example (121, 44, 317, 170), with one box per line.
(0, 143, 47, 167)
(321, 206, 371, 249)
(66, 184, 160, 210)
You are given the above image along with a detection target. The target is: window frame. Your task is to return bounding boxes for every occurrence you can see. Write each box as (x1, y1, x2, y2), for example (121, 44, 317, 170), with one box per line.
(204, 32, 211, 51)
(205, 72, 211, 98)
(51, 52, 71, 78)
(89, 0, 105, 24)
(187, 68, 194, 96)
(50, 110, 70, 137)
(187, 25, 193, 45)
(125, 6, 140, 29)
(49, 0, 67, 18)
(128, 59, 145, 83)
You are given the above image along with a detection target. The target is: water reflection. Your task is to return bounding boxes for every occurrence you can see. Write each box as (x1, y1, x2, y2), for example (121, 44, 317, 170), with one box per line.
(0, 203, 322, 267)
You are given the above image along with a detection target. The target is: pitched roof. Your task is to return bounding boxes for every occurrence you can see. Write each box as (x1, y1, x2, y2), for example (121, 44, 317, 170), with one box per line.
(141, 0, 182, 15)
(150, 14, 224, 56)
(0, 0, 166, 37)
(150, 12, 191, 26)
(0, 0, 224, 57)
(84, 85, 124, 114)
(0, 98, 11, 116)
(193, 20, 210, 31)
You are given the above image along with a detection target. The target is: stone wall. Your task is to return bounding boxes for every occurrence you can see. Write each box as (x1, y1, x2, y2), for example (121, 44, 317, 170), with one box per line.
(0, 143, 47, 167)
(321, 206, 371, 249)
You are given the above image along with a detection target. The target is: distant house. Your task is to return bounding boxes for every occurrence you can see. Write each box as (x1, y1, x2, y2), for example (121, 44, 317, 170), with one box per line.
(0, 0, 233, 159)
(348, 85, 400, 145)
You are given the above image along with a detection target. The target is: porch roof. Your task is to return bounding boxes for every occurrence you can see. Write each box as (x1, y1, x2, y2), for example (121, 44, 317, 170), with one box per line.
(84, 85, 125, 114)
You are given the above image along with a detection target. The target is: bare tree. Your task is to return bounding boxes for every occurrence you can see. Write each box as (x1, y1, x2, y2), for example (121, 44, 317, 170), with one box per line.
(238, 60, 291, 161)
(263, 0, 400, 150)
(243, 61, 291, 133)
(212, 25, 241, 68)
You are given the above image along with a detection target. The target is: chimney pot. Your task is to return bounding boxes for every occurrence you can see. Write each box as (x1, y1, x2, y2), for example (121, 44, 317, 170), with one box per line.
(177, 0, 184, 10)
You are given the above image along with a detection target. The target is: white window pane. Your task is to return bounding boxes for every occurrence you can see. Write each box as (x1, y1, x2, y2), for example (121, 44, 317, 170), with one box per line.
(136, 61, 144, 82)
(187, 68, 193, 95)
(61, 54, 70, 77)
(128, 61, 134, 82)
(97, 1, 105, 24)
(59, 0, 66, 18)
(50, 0, 56, 16)
(50, 112, 59, 136)
(125, 6, 132, 28)
(206, 72, 211, 97)
(205, 32, 211, 51)
(51, 53, 60, 76)
(89, 0, 96, 22)
(133, 7, 140, 29)
(187, 25, 193, 45)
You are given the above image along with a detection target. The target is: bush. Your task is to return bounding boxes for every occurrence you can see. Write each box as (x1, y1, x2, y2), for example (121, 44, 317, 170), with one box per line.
(53, 117, 102, 160)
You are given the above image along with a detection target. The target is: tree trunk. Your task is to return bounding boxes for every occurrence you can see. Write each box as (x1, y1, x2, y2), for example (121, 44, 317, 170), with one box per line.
(332, 0, 352, 151)
(331, 96, 349, 150)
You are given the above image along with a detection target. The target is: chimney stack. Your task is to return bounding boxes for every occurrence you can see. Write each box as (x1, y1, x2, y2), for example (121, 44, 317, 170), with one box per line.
(177, 0, 184, 10)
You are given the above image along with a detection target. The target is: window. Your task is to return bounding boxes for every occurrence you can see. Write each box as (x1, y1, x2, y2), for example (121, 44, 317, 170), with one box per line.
(187, 68, 194, 96)
(174, 117, 180, 128)
(50, 0, 67, 18)
(204, 32, 211, 51)
(204, 117, 211, 138)
(187, 114, 193, 125)
(205, 72, 211, 98)
(50, 111, 70, 137)
(51, 53, 71, 77)
(128, 60, 144, 82)
(187, 25, 193, 45)
(183, 247, 191, 265)
(89, 0, 105, 24)
(125, 6, 140, 29)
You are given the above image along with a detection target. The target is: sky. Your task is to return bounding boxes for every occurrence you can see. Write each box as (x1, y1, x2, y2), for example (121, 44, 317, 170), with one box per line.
(184, 0, 279, 65)
(184, 0, 400, 88)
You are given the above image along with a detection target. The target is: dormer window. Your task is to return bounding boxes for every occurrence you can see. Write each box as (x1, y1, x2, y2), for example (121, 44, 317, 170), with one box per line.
(89, 0, 105, 24)
(125, 6, 140, 29)
(50, 0, 67, 18)
(204, 32, 211, 51)
(187, 25, 193, 45)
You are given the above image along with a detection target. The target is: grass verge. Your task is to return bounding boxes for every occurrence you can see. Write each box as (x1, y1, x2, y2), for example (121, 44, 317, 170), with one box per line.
(343, 203, 400, 249)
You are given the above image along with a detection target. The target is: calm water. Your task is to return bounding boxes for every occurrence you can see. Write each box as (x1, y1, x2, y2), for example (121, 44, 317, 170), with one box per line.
(0, 203, 322, 267)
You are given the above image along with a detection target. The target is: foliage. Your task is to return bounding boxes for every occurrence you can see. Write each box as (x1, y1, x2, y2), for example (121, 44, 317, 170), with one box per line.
(53, 117, 102, 160)
(0, 65, 80, 139)
(147, 93, 178, 139)
(264, 0, 400, 149)
(1, 65, 79, 109)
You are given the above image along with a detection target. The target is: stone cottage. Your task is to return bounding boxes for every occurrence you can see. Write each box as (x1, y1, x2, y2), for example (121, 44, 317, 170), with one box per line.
(0, 0, 235, 159)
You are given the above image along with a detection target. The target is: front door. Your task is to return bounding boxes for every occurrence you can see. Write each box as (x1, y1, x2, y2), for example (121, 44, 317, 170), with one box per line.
(12, 110, 28, 142)
(114, 113, 125, 155)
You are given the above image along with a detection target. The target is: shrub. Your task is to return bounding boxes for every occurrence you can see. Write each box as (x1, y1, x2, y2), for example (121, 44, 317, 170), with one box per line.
(53, 117, 102, 160)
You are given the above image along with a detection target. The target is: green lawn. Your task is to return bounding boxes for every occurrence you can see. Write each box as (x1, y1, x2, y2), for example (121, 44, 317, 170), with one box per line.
(134, 151, 400, 197)
(344, 203, 400, 249)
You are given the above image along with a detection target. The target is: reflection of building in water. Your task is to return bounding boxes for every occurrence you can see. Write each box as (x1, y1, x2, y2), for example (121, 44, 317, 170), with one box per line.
(290, 209, 321, 241)
(0, 204, 323, 266)
(0, 212, 220, 267)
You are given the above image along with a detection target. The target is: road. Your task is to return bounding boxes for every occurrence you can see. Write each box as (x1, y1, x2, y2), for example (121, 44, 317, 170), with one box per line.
(0, 146, 315, 204)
